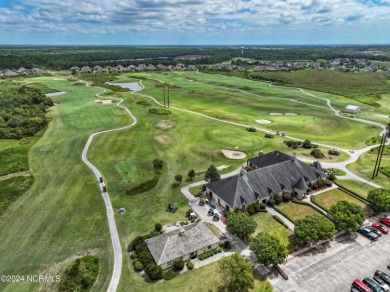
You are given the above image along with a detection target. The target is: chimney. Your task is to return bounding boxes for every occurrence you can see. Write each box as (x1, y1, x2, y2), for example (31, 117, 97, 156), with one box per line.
(179, 227, 185, 236)
(258, 151, 263, 156)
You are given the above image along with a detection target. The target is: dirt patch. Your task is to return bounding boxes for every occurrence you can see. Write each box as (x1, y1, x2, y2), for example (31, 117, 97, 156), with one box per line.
(221, 150, 246, 159)
(285, 113, 298, 116)
(256, 119, 272, 124)
(95, 99, 113, 104)
(154, 135, 171, 144)
(269, 113, 282, 116)
(156, 120, 176, 129)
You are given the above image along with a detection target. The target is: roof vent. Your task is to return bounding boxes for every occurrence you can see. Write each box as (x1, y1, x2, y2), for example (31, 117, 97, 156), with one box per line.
(258, 151, 263, 156)
(179, 228, 185, 236)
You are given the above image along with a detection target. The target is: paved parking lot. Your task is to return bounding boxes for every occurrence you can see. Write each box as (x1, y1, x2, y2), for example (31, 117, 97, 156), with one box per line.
(273, 229, 390, 292)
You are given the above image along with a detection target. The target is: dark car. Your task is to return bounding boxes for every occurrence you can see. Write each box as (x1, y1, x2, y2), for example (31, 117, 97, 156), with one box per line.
(373, 275, 390, 291)
(367, 226, 382, 237)
(372, 223, 389, 234)
(358, 227, 380, 241)
(380, 217, 390, 227)
(363, 277, 385, 292)
(375, 270, 390, 286)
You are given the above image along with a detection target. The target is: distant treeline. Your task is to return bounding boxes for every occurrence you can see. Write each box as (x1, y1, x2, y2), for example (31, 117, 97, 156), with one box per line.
(0, 86, 53, 139)
(1, 45, 390, 70)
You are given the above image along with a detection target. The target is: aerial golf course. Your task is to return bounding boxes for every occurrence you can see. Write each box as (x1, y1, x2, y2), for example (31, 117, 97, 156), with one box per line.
(0, 69, 388, 291)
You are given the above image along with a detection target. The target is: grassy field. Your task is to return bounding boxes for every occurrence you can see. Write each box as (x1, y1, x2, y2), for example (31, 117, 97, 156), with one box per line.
(0, 76, 128, 291)
(0, 176, 34, 217)
(277, 202, 324, 222)
(252, 213, 295, 250)
(335, 179, 376, 199)
(312, 188, 373, 216)
(347, 152, 390, 189)
(124, 71, 382, 148)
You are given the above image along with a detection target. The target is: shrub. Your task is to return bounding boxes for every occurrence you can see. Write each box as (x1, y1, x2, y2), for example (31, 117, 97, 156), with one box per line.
(259, 203, 266, 210)
(134, 261, 144, 271)
(282, 192, 292, 202)
(247, 204, 256, 215)
(328, 173, 336, 181)
(246, 126, 257, 132)
(267, 197, 275, 207)
(145, 263, 163, 280)
(274, 194, 282, 205)
(164, 269, 180, 280)
(130, 252, 138, 259)
(223, 241, 232, 250)
(311, 148, 324, 158)
(173, 259, 184, 271)
(149, 230, 161, 237)
(325, 180, 333, 187)
(175, 174, 183, 183)
(155, 223, 162, 232)
(199, 251, 215, 260)
(148, 107, 172, 115)
(187, 261, 194, 270)
(328, 149, 340, 156)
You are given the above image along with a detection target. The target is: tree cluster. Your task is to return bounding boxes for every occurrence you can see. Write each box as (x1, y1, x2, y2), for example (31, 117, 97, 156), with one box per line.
(329, 200, 365, 232)
(0, 85, 53, 139)
(294, 215, 336, 244)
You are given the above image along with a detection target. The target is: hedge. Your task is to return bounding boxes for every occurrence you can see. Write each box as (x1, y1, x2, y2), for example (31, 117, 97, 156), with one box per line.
(291, 199, 328, 217)
(272, 215, 289, 228)
(149, 107, 172, 115)
(274, 206, 295, 223)
(199, 251, 215, 260)
(334, 183, 371, 204)
(164, 269, 179, 280)
(186, 261, 194, 270)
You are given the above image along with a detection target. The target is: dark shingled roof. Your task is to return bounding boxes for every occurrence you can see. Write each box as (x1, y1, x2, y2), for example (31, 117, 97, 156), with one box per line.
(145, 222, 219, 265)
(208, 151, 325, 209)
(248, 150, 292, 168)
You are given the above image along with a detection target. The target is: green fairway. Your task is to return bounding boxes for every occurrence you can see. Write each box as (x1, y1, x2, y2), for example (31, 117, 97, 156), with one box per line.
(0, 76, 132, 291)
(336, 179, 376, 199)
(277, 202, 324, 222)
(252, 213, 295, 251)
(311, 188, 373, 216)
(128, 71, 382, 148)
(347, 151, 390, 189)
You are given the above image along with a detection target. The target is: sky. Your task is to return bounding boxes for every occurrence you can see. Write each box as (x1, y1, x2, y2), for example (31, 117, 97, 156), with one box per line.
(0, 0, 389, 45)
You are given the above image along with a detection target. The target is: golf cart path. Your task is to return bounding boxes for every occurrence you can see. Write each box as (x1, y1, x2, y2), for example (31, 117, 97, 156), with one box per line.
(80, 82, 138, 292)
(0, 171, 31, 181)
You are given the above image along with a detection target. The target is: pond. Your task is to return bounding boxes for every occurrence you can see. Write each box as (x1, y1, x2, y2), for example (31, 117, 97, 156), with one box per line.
(105, 82, 141, 91)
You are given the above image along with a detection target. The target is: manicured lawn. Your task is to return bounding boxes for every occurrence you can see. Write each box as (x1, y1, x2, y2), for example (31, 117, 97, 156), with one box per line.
(277, 202, 324, 222)
(336, 179, 376, 199)
(204, 222, 222, 239)
(347, 152, 390, 189)
(312, 188, 373, 216)
(189, 184, 205, 196)
(252, 213, 295, 251)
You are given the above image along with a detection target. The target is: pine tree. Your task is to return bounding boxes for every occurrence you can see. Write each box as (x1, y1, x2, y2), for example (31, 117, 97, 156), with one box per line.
(204, 165, 220, 182)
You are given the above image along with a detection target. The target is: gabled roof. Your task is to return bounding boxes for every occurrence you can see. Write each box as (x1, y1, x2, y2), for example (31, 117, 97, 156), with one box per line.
(345, 105, 360, 110)
(146, 222, 219, 265)
(248, 150, 292, 168)
(208, 151, 325, 209)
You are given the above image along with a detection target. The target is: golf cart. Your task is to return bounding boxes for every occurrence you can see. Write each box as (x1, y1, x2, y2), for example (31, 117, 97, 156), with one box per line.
(199, 198, 205, 206)
(213, 213, 220, 221)
(208, 208, 215, 216)
(167, 203, 177, 213)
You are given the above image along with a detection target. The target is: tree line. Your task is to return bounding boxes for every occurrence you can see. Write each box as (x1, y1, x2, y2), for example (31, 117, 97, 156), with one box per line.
(0, 85, 53, 139)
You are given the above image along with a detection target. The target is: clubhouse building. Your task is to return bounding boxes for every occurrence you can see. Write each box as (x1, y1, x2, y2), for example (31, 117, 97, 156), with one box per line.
(206, 150, 326, 211)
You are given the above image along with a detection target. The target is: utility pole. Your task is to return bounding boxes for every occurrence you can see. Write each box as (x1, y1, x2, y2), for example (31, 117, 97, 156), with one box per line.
(163, 86, 166, 108)
(372, 125, 389, 178)
(167, 85, 170, 108)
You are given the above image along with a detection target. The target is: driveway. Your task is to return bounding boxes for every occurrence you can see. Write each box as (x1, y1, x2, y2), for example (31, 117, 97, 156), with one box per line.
(273, 220, 390, 292)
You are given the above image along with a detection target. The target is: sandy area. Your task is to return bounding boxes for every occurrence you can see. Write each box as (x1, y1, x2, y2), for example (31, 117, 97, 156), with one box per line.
(156, 120, 176, 129)
(222, 150, 246, 160)
(375, 114, 389, 118)
(154, 135, 171, 144)
(53, 78, 65, 80)
(256, 119, 272, 124)
(217, 165, 230, 170)
(270, 113, 282, 116)
(95, 99, 113, 104)
(285, 113, 298, 116)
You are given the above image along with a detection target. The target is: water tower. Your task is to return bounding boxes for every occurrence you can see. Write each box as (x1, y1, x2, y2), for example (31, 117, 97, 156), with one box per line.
(241, 45, 244, 55)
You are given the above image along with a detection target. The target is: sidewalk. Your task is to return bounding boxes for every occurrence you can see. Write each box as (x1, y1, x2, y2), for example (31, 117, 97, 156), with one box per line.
(266, 206, 295, 231)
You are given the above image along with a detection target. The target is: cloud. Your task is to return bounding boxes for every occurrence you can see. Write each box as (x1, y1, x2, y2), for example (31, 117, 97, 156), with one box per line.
(0, 0, 389, 43)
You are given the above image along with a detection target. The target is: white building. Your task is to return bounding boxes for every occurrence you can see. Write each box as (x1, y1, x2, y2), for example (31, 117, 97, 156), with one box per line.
(345, 105, 361, 114)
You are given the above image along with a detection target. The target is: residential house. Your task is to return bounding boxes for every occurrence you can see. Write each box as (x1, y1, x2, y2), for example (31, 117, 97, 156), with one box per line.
(146, 222, 219, 270)
(80, 66, 92, 74)
(70, 66, 80, 73)
(206, 150, 326, 210)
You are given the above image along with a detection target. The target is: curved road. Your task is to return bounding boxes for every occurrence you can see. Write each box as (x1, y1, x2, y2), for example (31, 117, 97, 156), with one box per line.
(81, 86, 138, 292)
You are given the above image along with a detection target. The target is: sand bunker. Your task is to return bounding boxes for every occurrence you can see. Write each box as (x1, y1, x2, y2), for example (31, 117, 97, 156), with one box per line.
(256, 119, 272, 124)
(95, 100, 113, 104)
(156, 120, 176, 129)
(217, 165, 230, 170)
(154, 135, 171, 144)
(285, 113, 298, 116)
(222, 150, 246, 160)
(270, 113, 282, 116)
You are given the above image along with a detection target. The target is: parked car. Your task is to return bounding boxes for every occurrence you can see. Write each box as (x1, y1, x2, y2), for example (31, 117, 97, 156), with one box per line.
(358, 227, 380, 241)
(380, 217, 390, 227)
(352, 279, 371, 292)
(374, 275, 390, 291)
(375, 270, 390, 286)
(282, 132, 286, 137)
(372, 223, 389, 234)
(367, 226, 382, 237)
(363, 277, 385, 292)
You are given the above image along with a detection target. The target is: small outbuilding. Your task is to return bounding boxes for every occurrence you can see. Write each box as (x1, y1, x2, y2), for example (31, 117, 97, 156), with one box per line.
(345, 105, 361, 114)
